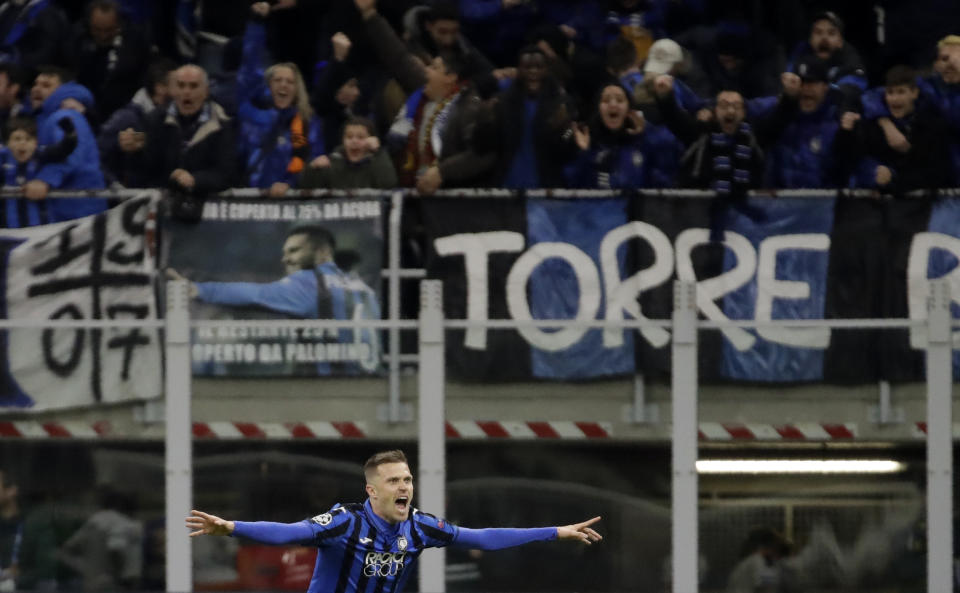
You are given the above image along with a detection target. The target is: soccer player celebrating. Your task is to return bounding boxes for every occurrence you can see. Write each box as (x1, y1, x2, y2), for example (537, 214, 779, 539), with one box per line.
(186, 450, 602, 593)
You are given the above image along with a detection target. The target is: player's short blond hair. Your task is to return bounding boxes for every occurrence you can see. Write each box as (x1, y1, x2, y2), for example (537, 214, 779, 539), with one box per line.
(364, 450, 408, 482)
(938, 35, 960, 50)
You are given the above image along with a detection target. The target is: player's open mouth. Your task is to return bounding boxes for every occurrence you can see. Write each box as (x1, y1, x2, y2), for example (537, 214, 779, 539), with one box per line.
(396, 497, 408, 510)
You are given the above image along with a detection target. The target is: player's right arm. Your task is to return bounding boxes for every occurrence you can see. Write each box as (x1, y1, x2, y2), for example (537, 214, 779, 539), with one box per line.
(186, 508, 351, 546)
(194, 270, 317, 318)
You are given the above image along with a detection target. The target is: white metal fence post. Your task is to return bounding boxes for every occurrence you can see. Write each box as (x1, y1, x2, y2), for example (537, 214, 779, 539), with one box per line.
(387, 190, 405, 422)
(926, 279, 953, 593)
(672, 281, 699, 593)
(418, 279, 446, 593)
(165, 279, 193, 593)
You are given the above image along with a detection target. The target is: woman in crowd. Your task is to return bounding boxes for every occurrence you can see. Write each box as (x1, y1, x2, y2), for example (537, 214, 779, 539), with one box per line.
(237, 2, 325, 198)
(565, 82, 680, 188)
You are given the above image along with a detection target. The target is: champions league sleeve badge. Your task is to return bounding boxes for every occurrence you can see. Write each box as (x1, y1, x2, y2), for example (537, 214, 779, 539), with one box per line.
(397, 535, 408, 551)
(312, 513, 333, 526)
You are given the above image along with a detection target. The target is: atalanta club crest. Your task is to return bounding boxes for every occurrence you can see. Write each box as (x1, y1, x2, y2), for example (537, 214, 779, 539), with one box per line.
(397, 535, 408, 551)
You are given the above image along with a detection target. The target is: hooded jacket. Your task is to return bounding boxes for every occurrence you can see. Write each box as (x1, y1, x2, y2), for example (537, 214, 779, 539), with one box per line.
(34, 81, 106, 222)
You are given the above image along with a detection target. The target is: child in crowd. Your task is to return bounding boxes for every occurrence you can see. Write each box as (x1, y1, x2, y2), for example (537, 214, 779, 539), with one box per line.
(0, 116, 45, 227)
(837, 65, 953, 192)
(298, 117, 396, 190)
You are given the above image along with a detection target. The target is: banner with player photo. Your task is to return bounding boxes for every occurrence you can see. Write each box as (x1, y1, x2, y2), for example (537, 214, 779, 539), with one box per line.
(0, 194, 162, 411)
(422, 192, 960, 384)
(164, 198, 385, 377)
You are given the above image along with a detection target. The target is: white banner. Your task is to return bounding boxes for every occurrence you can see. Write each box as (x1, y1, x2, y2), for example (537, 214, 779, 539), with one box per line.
(0, 194, 161, 411)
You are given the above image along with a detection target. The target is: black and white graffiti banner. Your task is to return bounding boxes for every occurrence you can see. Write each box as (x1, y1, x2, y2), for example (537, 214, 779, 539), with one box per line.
(0, 194, 161, 410)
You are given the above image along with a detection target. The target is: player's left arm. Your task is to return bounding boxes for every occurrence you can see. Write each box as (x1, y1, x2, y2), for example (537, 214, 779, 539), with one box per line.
(429, 515, 602, 550)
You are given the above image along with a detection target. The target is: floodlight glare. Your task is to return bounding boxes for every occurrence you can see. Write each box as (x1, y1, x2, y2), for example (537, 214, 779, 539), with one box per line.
(695, 459, 906, 474)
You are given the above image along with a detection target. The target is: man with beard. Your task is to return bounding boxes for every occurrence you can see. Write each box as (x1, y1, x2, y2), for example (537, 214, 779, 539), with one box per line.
(653, 70, 799, 194)
(764, 58, 844, 189)
(353, 0, 494, 192)
(655, 70, 799, 239)
(167, 224, 382, 373)
(787, 11, 867, 111)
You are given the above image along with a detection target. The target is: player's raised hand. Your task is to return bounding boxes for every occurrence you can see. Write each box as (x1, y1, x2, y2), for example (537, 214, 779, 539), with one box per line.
(557, 516, 602, 544)
(186, 510, 235, 537)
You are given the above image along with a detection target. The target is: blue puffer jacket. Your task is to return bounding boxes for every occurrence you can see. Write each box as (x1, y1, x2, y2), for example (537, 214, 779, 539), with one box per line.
(565, 121, 681, 188)
(862, 75, 960, 184)
(35, 81, 106, 222)
(237, 20, 324, 188)
(765, 99, 840, 189)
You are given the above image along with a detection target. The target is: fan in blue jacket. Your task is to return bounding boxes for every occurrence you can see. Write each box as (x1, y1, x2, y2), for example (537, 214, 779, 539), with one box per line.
(237, 3, 324, 197)
(565, 82, 680, 188)
(764, 60, 842, 189)
(23, 68, 105, 222)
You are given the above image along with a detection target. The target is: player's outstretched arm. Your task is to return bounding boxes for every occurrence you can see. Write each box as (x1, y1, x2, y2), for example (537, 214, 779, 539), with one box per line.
(188, 509, 316, 545)
(186, 510, 235, 537)
(452, 516, 603, 550)
(556, 516, 603, 545)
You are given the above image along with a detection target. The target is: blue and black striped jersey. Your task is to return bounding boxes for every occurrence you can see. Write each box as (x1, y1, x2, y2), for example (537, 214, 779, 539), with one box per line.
(247, 500, 457, 593)
(230, 500, 559, 593)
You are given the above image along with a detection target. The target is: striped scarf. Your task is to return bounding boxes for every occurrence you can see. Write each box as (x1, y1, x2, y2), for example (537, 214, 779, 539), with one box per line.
(399, 85, 460, 186)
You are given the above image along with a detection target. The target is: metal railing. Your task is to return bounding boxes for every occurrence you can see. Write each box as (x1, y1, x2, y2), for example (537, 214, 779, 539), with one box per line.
(1, 189, 958, 593)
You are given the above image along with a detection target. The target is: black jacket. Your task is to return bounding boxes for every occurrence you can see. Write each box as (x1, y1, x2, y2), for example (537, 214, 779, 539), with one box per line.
(836, 106, 954, 193)
(145, 101, 235, 195)
(62, 21, 154, 124)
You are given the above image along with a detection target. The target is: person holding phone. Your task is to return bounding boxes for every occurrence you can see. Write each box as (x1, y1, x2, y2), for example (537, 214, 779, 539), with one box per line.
(97, 57, 177, 188)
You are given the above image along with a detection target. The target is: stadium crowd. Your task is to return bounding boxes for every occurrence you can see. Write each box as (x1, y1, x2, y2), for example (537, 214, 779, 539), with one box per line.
(0, 0, 956, 227)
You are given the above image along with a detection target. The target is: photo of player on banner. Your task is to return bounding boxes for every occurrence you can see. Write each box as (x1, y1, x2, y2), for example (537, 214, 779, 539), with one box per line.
(164, 198, 384, 377)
